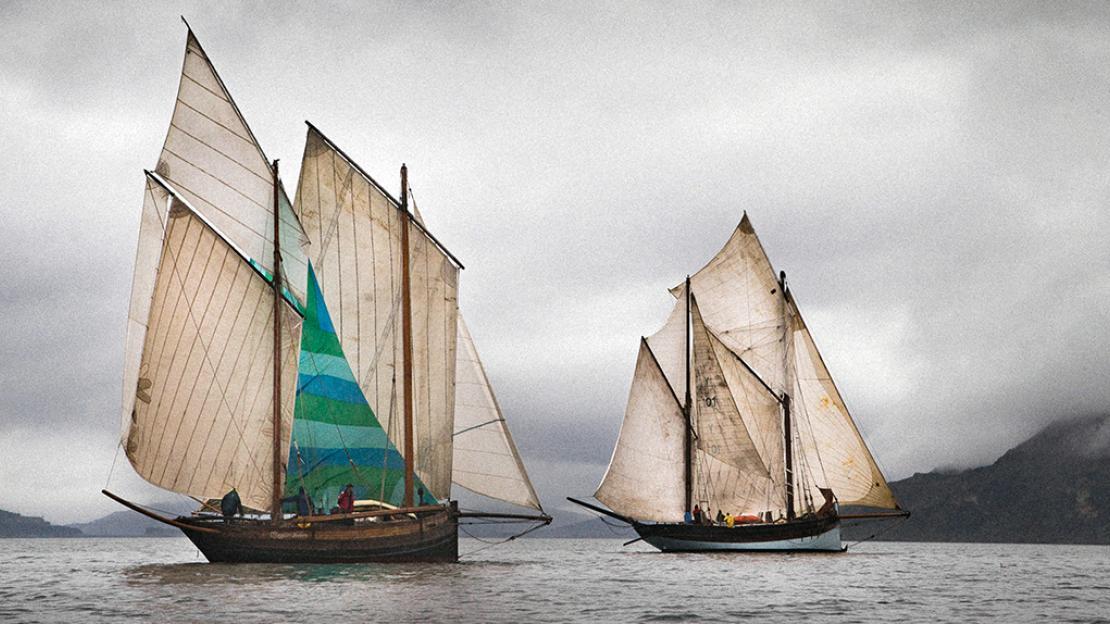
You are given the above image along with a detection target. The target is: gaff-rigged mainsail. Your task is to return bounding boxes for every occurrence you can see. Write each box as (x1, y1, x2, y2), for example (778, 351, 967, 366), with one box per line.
(293, 125, 458, 500)
(285, 265, 430, 508)
(122, 174, 302, 511)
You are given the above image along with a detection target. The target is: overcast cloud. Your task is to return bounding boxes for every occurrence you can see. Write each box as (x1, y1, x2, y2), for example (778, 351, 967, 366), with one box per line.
(1, 1, 1108, 524)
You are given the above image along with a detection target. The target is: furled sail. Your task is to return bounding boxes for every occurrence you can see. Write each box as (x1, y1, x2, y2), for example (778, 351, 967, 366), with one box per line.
(285, 265, 431, 509)
(674, 214, 789, 395)
(595, 341, 687, 523)
(155, 29, 308, 307)
(123, 179, 302, 511)
(788, 304, 898, 509)
(452, 316, 543, 510)
(293, 125, 459, 499)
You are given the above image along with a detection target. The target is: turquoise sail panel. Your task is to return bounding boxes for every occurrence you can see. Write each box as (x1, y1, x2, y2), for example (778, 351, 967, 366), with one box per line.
(284, 264, 430, 511)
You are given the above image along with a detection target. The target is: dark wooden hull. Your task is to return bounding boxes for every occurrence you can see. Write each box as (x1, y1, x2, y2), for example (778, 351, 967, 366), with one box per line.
(634, 515, 843, 552)
(177, 507, 458, 563)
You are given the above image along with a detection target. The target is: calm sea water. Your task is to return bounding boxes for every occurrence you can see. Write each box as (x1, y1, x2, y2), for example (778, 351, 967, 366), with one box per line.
(1, 537, 1107, 623)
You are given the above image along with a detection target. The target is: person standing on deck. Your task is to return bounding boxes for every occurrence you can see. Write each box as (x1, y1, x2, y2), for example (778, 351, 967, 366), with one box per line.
(337, 484, 355, 514)
(220, 489, 242, 523)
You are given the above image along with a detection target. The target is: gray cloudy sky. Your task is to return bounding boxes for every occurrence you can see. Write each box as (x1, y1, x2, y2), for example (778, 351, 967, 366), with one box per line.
(2, 1, 1108, 524)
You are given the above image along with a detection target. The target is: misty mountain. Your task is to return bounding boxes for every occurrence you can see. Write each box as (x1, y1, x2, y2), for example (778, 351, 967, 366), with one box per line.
(846, 414, 1110, 544)
(0, 509, 81, 538)
(66, 500, 196, 537)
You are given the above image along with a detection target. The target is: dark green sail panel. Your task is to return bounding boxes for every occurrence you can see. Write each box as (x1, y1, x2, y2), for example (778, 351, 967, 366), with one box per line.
(284, 264, 430, 511)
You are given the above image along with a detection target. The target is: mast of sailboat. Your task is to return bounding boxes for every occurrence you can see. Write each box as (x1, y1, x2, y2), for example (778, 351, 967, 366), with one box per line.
(270, 159, 283, 524)
(683, 276, 693, 514)
(780, 270, 796, 522)
(400, 164, 416, 508)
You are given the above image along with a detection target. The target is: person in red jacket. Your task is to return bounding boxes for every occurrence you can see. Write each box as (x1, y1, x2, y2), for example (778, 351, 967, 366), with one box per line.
(337, 484, 355, 514)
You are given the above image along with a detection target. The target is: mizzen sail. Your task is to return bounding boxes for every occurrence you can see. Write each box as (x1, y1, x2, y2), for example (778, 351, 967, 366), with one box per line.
(452, 316, 543, 510)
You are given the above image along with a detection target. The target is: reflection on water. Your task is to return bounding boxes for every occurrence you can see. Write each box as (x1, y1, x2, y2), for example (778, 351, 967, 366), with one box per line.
(1, 538, 1108, 623)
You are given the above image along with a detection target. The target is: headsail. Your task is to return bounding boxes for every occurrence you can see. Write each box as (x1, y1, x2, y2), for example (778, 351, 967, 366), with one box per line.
(293, 125, 459, 499)
(452, 316, 543, 511)
(285, 265, 431, 509)
(123, 176, 302, 511)
(155, 29, 308, 307)
(595, 340, 687, 523)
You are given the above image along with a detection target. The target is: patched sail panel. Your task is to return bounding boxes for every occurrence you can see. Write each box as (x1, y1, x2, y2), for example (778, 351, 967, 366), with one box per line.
(677, 214, 789, 395)
(596, 341, 687, 523)
(789, 307, 897, 509)
(293, 126, 459, 499)
(124, 206, 301, 512)
(156, 30, 308, 306)
(286, 266, 431, 509)
(452, 316, 542, 510)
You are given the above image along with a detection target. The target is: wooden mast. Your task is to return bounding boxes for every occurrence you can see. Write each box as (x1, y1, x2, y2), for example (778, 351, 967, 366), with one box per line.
(270, 159, 284, 523)
(400, 164, 415, 508)
(780, 270, 795, 522)
(683, 276, 693, 515)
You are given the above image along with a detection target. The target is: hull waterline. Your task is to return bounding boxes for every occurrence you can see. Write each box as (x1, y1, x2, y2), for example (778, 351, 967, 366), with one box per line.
(177, 507, 458, 563)
(634, 516, 843, 553)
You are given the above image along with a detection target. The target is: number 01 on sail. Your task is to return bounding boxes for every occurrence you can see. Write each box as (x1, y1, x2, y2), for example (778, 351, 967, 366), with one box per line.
(571, 215, 907, 552)
(104, 24, 548, 563)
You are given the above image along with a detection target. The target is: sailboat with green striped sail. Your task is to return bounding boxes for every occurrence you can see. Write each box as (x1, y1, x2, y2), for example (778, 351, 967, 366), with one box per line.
(103, 23, 548, 563)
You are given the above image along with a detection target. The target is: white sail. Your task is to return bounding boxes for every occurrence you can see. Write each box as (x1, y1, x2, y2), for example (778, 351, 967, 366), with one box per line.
(676, 213, 789, 395)
(452, 316, 543, 510)
(689, 297, 779, 514)
(645, 288, 688, 400)
(789, 306, 898, 509)
(155, 30, 308, 306)
(595, 341, 687, 523)
(293, 125, 459, 499)
(123, 192, 301, 511)
(120, 177, 172, 438)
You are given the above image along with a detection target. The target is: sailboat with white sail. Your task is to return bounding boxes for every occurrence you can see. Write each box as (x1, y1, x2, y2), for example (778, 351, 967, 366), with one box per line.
(103, 23, 548, 563)
(570, 215, 907, 552)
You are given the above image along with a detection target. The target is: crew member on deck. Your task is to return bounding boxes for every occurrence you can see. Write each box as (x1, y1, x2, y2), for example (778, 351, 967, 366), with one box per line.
(282, 486, 314, 517)
(692, 504, 702, 524)
(220, 488, 242, 522)
(338, 484, 355, 514)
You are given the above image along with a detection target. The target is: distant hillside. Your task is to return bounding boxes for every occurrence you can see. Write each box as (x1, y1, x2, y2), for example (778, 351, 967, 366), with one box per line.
(68, 500, 195, 537)
(0, 509, 81, 538)
(847, 415, 1110, 544)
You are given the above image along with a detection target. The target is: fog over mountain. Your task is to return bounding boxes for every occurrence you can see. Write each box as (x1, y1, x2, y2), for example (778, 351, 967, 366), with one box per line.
(2, 2, 1109, 524)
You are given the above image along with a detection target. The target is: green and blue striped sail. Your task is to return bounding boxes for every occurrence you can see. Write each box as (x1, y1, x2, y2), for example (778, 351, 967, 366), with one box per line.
(284, 264, 428, 510)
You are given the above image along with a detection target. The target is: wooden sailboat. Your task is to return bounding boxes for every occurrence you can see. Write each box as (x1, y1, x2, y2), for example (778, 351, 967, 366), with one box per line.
(104, 24, 548, 563)
(571, 215, 907, 552)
